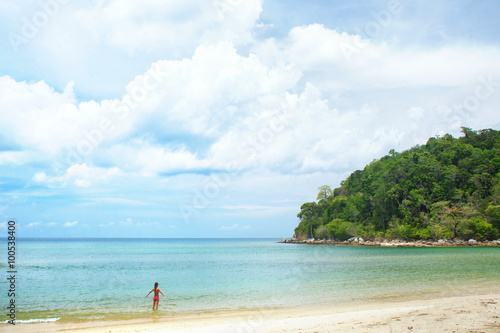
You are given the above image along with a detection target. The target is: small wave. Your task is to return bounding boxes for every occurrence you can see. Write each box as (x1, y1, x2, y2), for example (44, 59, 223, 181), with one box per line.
(3, 317, 60, 324)
(83, 316, 105, 320)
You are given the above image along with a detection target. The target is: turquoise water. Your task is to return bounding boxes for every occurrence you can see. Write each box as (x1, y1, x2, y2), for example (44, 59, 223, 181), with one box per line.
(1, 238, 499, 323)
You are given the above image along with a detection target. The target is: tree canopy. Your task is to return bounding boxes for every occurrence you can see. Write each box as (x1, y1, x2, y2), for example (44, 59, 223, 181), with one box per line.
(295, 128, 500, 241)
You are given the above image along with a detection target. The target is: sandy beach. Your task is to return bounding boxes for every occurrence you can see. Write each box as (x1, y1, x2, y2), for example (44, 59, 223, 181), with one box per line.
(6, 293, 499, 333)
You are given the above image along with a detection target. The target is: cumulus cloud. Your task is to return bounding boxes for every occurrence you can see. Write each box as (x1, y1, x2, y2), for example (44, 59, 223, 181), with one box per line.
(3, 23, 498, 184)
(100, 140, 211, 176)
(28, 221, 42, 227)
(0, 77, 79, 154)
(0, 0, 263, 98)
(1, 17, 499, 220)
(63, 221, 79, 227)
(255, 24, 500, 91)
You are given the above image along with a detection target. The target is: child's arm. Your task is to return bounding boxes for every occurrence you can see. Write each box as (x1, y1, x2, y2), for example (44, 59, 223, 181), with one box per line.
(146, 289, 153, 297)
(159, 289, 166, 299)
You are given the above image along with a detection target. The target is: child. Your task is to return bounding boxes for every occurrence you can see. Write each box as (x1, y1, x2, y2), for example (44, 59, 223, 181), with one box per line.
(146, 282, 166, 310)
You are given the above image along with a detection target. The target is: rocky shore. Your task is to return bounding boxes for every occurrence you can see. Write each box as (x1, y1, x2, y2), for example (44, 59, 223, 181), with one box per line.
(279, 236, 500, 247)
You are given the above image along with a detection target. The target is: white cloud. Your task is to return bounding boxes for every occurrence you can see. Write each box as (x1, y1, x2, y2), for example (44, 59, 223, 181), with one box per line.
(33, 172, 47, 183)
(254, 24, 500, 96)
(33, 163, 122, 188)
(135, 42, 301, 136)
(100, 140, 210, 176)
(0, 77, 79, 154)
(0, 0, 263, 98)
(119, 218, 134, 226)
(5, 24, 499, 182)
(74, 0, 262, 54)
(47, 222, 57, 227)
(28, 222, 42, 227)
(0, 151, 28, 165)
(117, 217, 158, 227)
(63, 221, 79, 227)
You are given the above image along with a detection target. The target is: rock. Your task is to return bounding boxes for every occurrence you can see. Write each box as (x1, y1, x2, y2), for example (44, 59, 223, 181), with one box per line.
(358, 237, 364, 243)
(468, 239, 478, 244)
(438, 239, 446, 243)
(279, 237, 287, 243)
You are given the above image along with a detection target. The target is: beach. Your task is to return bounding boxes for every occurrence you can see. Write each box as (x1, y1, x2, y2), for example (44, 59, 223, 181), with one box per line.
(6, 293, 499, 332)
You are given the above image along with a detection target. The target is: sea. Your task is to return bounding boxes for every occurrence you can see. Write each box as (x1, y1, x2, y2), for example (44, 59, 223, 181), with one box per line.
(1, 238, 499, 324)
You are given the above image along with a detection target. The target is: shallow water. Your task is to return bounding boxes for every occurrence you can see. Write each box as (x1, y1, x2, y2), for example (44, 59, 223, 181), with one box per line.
(1, 238, 499, 323)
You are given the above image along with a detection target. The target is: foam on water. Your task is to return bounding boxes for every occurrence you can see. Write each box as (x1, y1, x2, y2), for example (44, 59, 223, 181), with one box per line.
(4, 318, 60, 323)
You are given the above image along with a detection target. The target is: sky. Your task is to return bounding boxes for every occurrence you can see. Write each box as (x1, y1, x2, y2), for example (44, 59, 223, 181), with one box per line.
(1, 0, 500, 238)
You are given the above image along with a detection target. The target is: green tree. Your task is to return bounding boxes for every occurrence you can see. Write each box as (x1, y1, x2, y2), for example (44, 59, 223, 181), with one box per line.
(485, 205, 500, 230)
(316, 185, 333, 201)
(326, 219, 355, 241)
(296, 202, 321, 239)
(430, 202, 475, 239)
(466, 216, 498, 240)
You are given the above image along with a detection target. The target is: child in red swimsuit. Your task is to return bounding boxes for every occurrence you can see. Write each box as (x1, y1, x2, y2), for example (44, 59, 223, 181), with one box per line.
(146, 282, 166, 310)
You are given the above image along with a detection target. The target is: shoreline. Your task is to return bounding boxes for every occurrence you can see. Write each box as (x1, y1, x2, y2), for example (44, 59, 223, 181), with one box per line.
(280, 236, 500, 247)
(6, 293, 500, 333)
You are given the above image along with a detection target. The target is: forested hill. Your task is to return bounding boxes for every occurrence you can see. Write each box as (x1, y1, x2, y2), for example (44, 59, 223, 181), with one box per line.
(295, 128, 500, 241)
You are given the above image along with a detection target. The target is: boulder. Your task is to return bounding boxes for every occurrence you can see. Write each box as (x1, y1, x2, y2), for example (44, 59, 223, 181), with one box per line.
(279, 237, 287, 243)
(468, 239, 478, 245)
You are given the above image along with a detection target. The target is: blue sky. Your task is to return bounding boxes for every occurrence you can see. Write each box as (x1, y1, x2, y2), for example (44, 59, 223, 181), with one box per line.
(1, 0, 500, 238)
